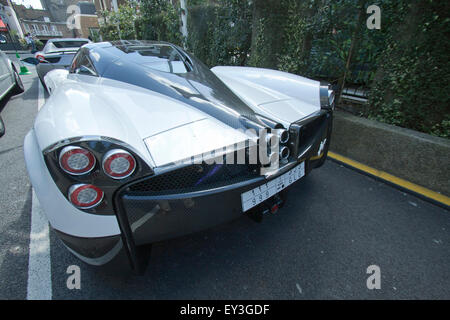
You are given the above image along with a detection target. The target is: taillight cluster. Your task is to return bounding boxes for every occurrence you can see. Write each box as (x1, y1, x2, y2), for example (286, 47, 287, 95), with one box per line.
(58, 145, 137, 209)
(36, 54, 46, 62)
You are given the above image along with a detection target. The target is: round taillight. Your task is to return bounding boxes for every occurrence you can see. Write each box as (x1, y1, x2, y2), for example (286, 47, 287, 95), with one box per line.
(59, 146, 96, 175)
(68, 184, 104, 209)
(102, 149, 136, 179)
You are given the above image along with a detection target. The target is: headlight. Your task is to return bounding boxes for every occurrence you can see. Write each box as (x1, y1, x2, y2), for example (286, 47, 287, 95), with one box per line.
(320, 82, 335, 110)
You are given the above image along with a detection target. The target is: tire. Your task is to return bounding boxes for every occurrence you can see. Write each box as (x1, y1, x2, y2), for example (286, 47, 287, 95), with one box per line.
(11, 64, 25, 95)
(38, 75, 48, 93)
(0, 115, 5, 138)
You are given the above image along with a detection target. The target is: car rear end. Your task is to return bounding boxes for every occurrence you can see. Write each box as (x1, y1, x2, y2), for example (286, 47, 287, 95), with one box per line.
(36, 39, 90, 81)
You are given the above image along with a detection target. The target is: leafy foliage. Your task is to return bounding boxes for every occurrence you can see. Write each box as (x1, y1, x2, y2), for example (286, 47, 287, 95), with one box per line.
(98, 0, 449, 138)
(367, 0, 450, 137)
(99, 0, 182, 46)
(139, 0, 183, 46)
(187, 0, 253, 67)
(99, 2, 140, 41)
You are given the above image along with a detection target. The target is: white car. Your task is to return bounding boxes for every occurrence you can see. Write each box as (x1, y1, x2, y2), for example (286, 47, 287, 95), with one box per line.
(35, 38, 91, 85)
(24, 40, 334, 273)
(0, 49, 25, 137)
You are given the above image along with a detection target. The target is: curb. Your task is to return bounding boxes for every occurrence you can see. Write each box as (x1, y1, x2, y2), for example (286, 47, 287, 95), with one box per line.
(330, 111, 450, 196)
(328, 151, 450, 210)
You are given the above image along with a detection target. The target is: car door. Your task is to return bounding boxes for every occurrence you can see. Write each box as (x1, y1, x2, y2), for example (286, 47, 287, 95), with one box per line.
(0, 51, 13, 98)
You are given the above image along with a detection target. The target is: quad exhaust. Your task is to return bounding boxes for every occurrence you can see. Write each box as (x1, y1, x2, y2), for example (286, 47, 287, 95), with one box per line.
(279, 146, 290, 160)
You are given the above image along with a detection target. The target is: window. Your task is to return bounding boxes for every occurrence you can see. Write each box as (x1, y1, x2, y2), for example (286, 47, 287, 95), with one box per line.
(70, 50, 97, 77)
(43, 25, 49, 32)
(114, 43, 192, 74)
(52, 40, 89, 48)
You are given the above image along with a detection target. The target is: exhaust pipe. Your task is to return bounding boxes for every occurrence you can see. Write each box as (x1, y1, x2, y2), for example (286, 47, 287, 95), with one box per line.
(277, 129, 290, 144)
(279, 146, 290, 160)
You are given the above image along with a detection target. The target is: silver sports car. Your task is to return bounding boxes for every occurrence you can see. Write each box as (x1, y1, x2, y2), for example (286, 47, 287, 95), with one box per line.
(24, 40, 334, 273)
(35, 38, 90, 85)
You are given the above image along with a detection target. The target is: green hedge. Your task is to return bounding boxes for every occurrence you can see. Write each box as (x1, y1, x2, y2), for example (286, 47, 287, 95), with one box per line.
(99, 0, 449, 138)
(186, 0, 449, 138)
(187, 0, 253, 67)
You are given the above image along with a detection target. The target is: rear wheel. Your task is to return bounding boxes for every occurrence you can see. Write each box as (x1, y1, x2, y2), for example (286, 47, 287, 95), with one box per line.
(38, 75, 48, 92)
(11, 64, 25, 95)
(0, 115, 5, 138)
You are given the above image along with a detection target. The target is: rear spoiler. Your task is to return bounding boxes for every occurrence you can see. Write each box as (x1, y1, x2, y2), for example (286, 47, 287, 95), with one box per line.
(45, 50, 79, 55)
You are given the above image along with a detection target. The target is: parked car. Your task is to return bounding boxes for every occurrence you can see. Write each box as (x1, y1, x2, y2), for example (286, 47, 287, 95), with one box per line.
(35, 38, 90, 85)
(0, 49, 25, 137)
(24, 40, 334, 273)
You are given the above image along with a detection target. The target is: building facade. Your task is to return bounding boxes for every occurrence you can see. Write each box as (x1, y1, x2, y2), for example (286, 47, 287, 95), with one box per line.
(11, 0, 101, 43)
(12, 3, 72, 42)
(0, 0, 23, 39)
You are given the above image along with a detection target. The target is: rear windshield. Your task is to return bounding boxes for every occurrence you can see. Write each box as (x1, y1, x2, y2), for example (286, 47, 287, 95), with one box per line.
(52, 41, 88, 48)
(114, 43, 192, 74)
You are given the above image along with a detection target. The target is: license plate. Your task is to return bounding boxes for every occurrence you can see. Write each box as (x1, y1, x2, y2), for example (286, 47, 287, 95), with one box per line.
(241, 162, 305, 212)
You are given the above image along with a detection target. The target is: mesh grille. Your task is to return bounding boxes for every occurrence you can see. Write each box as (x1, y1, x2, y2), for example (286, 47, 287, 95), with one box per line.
(127, 163, 260, 196)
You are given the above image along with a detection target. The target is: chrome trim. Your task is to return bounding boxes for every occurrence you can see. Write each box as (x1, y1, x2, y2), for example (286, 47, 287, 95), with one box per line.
(58, 146, 96, 176)
(277, 129, 290, 144)
(62, 239, 123, 266)
(102, 149, 136, 180)
(320, 81, 335, 110)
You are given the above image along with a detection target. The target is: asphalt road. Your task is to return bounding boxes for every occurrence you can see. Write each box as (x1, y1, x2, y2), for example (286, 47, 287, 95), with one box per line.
(0, 57, 449, 300)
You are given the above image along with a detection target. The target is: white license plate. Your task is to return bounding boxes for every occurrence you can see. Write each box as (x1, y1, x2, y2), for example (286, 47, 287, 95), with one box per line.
(241, 162, 305, 212)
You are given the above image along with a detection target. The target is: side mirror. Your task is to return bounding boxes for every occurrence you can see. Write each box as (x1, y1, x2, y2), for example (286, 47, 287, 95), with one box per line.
(21, 57, 41, 65)
(0, 116, 5, 138)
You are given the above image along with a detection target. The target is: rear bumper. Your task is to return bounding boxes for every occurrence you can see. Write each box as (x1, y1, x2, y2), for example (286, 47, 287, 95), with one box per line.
(34, 110, 332, 272)
(111, 110, 333, 273)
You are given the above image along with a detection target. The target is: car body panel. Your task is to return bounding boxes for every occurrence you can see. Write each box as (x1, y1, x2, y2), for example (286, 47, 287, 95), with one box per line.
(144, 118, 253, 167)
(211, 66, 321, 127)
(0, 50, 15, 98)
